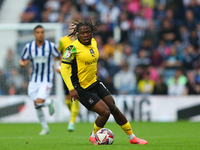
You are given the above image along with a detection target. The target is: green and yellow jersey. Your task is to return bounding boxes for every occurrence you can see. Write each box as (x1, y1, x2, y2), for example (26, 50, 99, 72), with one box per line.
(58, 35, 74, 55)
(61, 38, 99, 91)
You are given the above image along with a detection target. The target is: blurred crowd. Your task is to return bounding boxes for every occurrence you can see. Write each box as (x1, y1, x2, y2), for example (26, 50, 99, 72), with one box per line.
(1, 0, 200, 96)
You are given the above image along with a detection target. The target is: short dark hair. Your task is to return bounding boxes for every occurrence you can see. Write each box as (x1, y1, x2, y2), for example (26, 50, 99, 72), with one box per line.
(34, 25, 44, 31)
(68, 20, 99, 38)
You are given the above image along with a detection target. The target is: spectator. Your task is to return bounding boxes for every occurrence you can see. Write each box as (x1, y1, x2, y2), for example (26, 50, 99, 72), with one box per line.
(118, 11, 132, 43)
(143, 19, 159, 47)
(121, 44, 138, 71)
(165, 9, 176, 29)
(42, 0, 60, 22)
(100, 2, 120, 25)
(97, 62, 109, 84)
(159, 19, 178, 46)
(178, 25, 190, 47)
(153, 76, 168, 95)
(163, 45, 182, 69)
(137, 71, 155, 95)
(184, 0, 200, 20)
(0, 70, 7, 95)
(4, 48, 17, 72)
(137, 49, 151, 68)
(113, 63, 136, 94)
(157, 39, 170, 60)
(185, 71, 200, 95)
(20, 0, 41, 22)
(196, 22, 200, 46)
(96, 23, 113, 45)
(183, 45, 199, 70)
(126, 0, 141, 16)
(189, 29, 199, 49)
(130, 11, 149, 52)
(142, 3, 154, 20)
(150, 50, 163, 67)
(103, 37, 116, 61)
(193, 63, 200, 84)
(154, 4, 166, 28)
(184, 10, 196, 30)
(6, 68, 24, 91)
(167, 69, 187, 95)
(8, 83, 18, 95)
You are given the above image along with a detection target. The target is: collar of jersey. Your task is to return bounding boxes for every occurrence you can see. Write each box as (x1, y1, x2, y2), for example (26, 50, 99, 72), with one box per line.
(78, 38, 91, 46)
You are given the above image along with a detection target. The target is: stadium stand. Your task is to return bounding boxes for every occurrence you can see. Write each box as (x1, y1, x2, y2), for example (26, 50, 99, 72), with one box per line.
(1, 0, 200, 96)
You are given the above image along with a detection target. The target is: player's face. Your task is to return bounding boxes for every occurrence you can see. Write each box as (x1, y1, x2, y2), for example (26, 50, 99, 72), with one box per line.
(78, 25, 92, 45)
(34, 27, 45, 42)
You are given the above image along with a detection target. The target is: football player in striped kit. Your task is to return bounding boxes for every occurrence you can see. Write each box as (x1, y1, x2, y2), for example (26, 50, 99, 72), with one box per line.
(19, 25, 61, 135)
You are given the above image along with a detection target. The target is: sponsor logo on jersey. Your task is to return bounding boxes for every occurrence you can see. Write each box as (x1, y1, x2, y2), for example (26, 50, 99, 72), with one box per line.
(85, 58, 97, 65)
(34, 56, 47, 63)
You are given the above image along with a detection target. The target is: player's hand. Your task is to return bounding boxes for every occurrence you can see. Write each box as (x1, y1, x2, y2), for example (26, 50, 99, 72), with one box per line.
(69, 89, 79, 102)
(55, 66, 61, 74)
(19, 59, 29, 67)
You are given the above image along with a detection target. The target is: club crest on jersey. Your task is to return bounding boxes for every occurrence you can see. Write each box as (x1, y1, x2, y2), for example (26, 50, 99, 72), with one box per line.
(65, 50, 71, 58)
(90, 49, 94, 54)
(65, 45, 73, 58)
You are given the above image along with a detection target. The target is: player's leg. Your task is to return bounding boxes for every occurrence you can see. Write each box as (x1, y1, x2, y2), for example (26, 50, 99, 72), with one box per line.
(64, 84, 80, 131)
(98, 82, 147, 145)
(36, 82, 54, 115)
(89, 100, 110, 145)
(28, 82, 50, 135)
(34, 101, 50, 135)
(78, 90, 110, 145)
(68, 99, 79, 131)
(63, 80, 72, 110)
(35, 82, 54, 135)
(65, 94, 72, 110)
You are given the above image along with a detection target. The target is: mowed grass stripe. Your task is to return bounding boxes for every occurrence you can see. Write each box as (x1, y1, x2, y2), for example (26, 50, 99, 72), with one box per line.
(0, 122, 199, 150)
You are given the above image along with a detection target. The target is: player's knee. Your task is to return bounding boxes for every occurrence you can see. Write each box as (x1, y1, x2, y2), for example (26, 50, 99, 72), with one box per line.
(101, 108, 110, 119)
(110, 105, 120, 115)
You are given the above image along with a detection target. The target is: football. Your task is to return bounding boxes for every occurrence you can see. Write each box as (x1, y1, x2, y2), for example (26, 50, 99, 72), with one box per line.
(95, 128, 114, 145)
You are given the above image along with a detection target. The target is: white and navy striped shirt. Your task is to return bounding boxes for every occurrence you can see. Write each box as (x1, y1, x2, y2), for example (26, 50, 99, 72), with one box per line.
(21, 40, 61, 83)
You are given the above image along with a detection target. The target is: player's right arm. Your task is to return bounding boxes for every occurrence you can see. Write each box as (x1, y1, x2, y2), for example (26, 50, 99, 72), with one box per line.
(19, 59, 29, 67)
(19, 44, 29, 67)
(60, 45, 79, 100)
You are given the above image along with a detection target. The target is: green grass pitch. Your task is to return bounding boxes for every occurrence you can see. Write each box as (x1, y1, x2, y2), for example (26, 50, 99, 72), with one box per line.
(0, 121, 200, 150)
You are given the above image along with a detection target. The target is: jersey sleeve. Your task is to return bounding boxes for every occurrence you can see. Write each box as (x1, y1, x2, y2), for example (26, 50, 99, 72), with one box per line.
(58, 39, 63, 53)
(21, 44, 29, 60)
(62, 45, 77, 64)
(61, 45, 77, 91)
(51, 42, 61, 58)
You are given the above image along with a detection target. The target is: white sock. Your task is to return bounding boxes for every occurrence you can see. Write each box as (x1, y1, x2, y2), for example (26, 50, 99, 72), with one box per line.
(129, 134, 135, 140)
(36, 98, 51, 107)
(91, 131, 95, 138)
(43, 98, 51, 106)
(36, 108, 48, 129)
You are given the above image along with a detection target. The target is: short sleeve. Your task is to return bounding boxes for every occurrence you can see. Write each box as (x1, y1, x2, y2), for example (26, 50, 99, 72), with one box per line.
(21, 44, 29, 60)
(51, 42, 61, 58)
(62, 45, 77, 64)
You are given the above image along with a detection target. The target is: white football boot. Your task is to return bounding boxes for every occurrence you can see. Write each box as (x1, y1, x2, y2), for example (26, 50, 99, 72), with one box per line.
(48, 99, 55, 116)
(39, 128, 50, 135)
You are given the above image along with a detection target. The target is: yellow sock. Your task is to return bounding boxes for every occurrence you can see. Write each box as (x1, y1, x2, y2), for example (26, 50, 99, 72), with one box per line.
(121, 122, 133, 135)
(70, 100, 79, 123)
(65, 99, 72, 111)
(93, 123, 103, 134)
